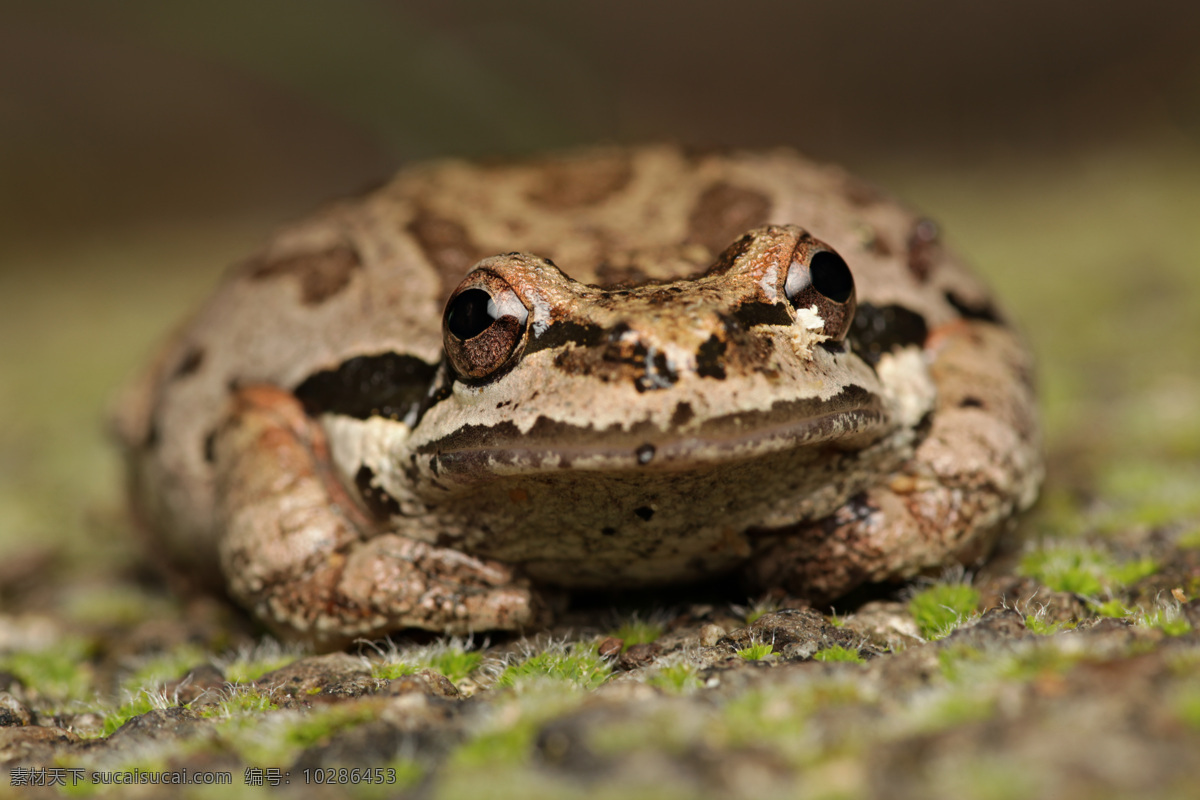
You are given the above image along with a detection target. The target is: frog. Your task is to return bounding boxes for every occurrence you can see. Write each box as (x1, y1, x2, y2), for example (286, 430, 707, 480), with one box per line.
(113, 145, 1041, 649)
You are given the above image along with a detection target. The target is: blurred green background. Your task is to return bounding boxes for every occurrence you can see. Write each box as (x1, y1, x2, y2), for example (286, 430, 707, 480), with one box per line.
(2, 1, 1199, 593)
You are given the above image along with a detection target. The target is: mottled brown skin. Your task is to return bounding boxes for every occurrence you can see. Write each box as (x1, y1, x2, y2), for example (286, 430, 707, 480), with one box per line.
(114, 146, 1041, 649)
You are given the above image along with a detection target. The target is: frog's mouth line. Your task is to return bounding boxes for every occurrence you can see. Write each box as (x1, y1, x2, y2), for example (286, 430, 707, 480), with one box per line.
(420, 386, 889, 481)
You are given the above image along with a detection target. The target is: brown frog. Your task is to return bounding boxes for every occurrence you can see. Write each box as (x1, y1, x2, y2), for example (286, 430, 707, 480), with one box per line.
(114, 146, 1041, 648)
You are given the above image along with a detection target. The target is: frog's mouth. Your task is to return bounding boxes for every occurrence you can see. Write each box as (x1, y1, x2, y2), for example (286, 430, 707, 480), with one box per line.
(418, 384, 890, 482)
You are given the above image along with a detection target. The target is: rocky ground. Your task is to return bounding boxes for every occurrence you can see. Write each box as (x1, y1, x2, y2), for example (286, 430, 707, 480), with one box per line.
(4, 527, 1200, 799)
(3, 8, 1200, 796)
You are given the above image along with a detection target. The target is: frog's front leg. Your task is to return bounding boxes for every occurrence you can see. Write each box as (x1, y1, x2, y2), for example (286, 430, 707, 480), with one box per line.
(745, 320, 1042, 601)
(213, 385, 547, 649)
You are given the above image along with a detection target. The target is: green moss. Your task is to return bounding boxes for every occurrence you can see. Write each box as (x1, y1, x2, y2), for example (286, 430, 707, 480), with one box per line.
(370, 640, 484, 685)
(736, 642, 775, 661)
(608, 618, 664, 651)
(909, 584, 981, 640)
(197, 688, 279, 719)
(372, 661, 418, 681)
(427, 648, 484, 683)
(1018, 544, 1157, 597)
(102, 690, 160, 737)
(0, 636, 96, 707)
(812, 645, 865, 664)
(1020, 547, 1101, 595)
(120, 646, 212, 695)
(1138, 608, 1193, 637)
(743, 599, 778, 625)
(647, 663, 701, 693)
(224, 659, 292, 684)
(1024, 615, 1077, 635)
(1091, 598, 1129, 618)
(222, 644, 299, 684)
(495, 643, 611, 691)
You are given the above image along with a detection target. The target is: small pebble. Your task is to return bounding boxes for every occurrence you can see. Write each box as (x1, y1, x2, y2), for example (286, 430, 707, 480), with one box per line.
(597, 637, 624, 658)
(699, 623, 727, 647)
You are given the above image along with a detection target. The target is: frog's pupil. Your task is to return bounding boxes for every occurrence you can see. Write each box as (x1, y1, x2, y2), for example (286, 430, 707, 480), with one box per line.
(811, 251, 854, 304)
(447, 289, 496, 340)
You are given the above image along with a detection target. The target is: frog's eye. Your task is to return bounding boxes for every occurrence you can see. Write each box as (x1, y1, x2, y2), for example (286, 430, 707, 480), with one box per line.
(784, 248, 856, 340)
(443, 272, 531, 381)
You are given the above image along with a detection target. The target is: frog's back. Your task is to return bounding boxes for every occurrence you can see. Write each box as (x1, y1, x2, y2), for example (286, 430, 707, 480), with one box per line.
(114, 145, 1019, 585)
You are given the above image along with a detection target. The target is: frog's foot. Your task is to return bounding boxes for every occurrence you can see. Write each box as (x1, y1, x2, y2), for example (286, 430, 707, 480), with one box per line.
(745, 321, 1043, 602)
(213, 385, 548, 649)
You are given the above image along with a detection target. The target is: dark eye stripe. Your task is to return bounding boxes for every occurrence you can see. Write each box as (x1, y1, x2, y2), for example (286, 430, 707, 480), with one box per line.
(731, 300, 793, 329)
(523, 320, 606, 357)
(294, 352, 438, 421)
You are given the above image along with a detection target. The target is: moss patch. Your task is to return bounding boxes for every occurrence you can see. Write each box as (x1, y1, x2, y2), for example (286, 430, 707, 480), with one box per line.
(427, 648, 484, 683)
(608, 618, 665, 651)
(495, 643, 611, 692)
(647, 663, 702, 693)
(100, 690, 161, 737)
(368, 639, 485, 686)
(1138, 608, 1193, 637)
(221, 642, 303, 684)
(910, 584, 981, 640)
(0, 636, 97, 709)
(371, 661, 418, 681)
(813, 645, 865, 664)
(1024, 615, 1077, 636)
(743, 600, 779, 625)
(197, 687, 280, 719)
(736, 642, 775, 661)
(1018, 545, 1157, 597)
